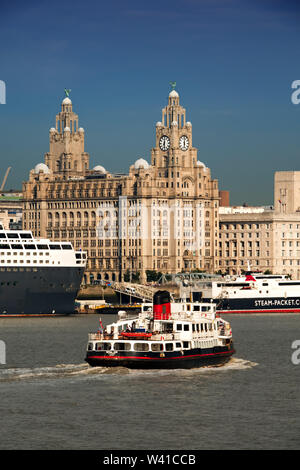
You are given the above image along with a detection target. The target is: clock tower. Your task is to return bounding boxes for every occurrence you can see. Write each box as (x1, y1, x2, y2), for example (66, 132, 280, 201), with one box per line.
(151, 88, 197, 172)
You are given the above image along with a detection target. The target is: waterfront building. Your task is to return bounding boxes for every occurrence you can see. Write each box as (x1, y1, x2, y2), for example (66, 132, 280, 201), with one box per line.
(0, 192, 23, 230)
(22, 89, 220, 283)
(219, 171, 300, 278)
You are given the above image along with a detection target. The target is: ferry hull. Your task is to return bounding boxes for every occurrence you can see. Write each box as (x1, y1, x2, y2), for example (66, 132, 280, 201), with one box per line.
(0, 266, 85, 315)
(198, 296, 300, 314)
(85, 346, 235, 369)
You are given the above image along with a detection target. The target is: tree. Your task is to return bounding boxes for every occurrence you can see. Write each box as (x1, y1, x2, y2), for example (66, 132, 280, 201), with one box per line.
(146, 270, 162, 282)
(124, 269, 140, 283)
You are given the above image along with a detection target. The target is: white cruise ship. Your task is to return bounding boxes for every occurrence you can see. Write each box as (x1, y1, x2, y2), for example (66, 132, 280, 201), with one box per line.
(0, 223, 86, 315)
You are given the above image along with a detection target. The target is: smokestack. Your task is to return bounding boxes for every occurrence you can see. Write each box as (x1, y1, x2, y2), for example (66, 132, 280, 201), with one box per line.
(153, 290, 171, 320)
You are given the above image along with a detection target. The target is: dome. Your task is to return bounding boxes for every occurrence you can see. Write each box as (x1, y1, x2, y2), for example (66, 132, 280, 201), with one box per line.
(93, 165, 106, 173)
(197, 161, 206, 168)
(134, 158, 149, 170)
(169, 90, 179, 98)
(156, 121, 162, 127)
(62, 97, 72, 105)
(78, 127, 84, 133)
(171, 120, 178, 126)
(34, 163, 50, 174)
(49, 127, 56, 133)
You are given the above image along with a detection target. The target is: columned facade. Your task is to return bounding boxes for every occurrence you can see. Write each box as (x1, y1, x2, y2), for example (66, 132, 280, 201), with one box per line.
(23, 89, 220, 283)
(218, 172, 300, 278)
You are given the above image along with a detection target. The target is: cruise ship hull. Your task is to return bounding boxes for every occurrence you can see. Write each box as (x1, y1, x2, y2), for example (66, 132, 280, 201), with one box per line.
(0, 267, 85, 315)
(85, 345, 235, 369)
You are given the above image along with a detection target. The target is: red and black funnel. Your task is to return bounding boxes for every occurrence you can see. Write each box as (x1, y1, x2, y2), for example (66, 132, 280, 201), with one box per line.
(153, 290, 171, 320)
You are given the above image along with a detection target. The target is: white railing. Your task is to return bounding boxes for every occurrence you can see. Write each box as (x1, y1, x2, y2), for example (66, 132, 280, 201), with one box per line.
(217, 327, 232, 338)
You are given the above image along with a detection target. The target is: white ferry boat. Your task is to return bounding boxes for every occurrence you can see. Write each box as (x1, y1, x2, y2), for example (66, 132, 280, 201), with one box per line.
(0, 223, 86, 315)
(85, 290, 234, 369)
(188, 272, 300, 314)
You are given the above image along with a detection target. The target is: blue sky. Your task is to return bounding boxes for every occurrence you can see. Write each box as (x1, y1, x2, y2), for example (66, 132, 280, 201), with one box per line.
(0, 0, 300, 205)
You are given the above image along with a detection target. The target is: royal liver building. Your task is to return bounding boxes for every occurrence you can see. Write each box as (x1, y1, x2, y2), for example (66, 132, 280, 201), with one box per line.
(23, 87, 220, 283)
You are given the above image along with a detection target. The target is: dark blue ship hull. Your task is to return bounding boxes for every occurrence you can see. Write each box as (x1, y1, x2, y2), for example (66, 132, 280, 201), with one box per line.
(0, 266, 85, 315)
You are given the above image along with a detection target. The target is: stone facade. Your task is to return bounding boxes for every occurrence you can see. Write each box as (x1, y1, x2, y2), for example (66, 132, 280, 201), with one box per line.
(0, 192, 22, 230)
(218, 172, 300, 278)
(22, 89, 220, 283)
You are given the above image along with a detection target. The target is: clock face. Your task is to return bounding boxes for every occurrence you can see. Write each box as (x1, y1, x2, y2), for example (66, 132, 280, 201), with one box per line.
(179, 135, 189, 151)
(159, 135, 170, 151)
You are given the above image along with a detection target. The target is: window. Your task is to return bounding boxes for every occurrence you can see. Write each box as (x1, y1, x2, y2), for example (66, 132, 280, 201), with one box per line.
(134, 343, 149, 352)
(20, 233, 32, 239)
(165, 343, 173, 351)
(176, 324, 182, 331)
(6, 233, 18, 239)
(151, 343, 163, 352)
(184, 324, 189, 331)
(95, 342, 111, 351)
(114, 343, 131, 351)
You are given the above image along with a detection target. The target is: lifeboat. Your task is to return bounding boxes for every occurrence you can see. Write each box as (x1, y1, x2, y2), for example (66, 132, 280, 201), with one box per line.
(121, 331, 152, 339)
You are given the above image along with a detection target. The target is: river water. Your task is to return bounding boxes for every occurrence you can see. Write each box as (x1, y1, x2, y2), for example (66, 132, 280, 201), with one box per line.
(0, 314, 299, 450)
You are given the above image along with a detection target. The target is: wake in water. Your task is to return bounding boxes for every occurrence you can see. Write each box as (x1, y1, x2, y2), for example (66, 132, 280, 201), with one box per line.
(0, 363, 121, 382)
(203, 357, 258, 371)
(0, 357, 257, 383)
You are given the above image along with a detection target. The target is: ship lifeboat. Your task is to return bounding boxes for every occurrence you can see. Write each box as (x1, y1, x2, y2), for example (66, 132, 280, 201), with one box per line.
(121, 331, 152, 339)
